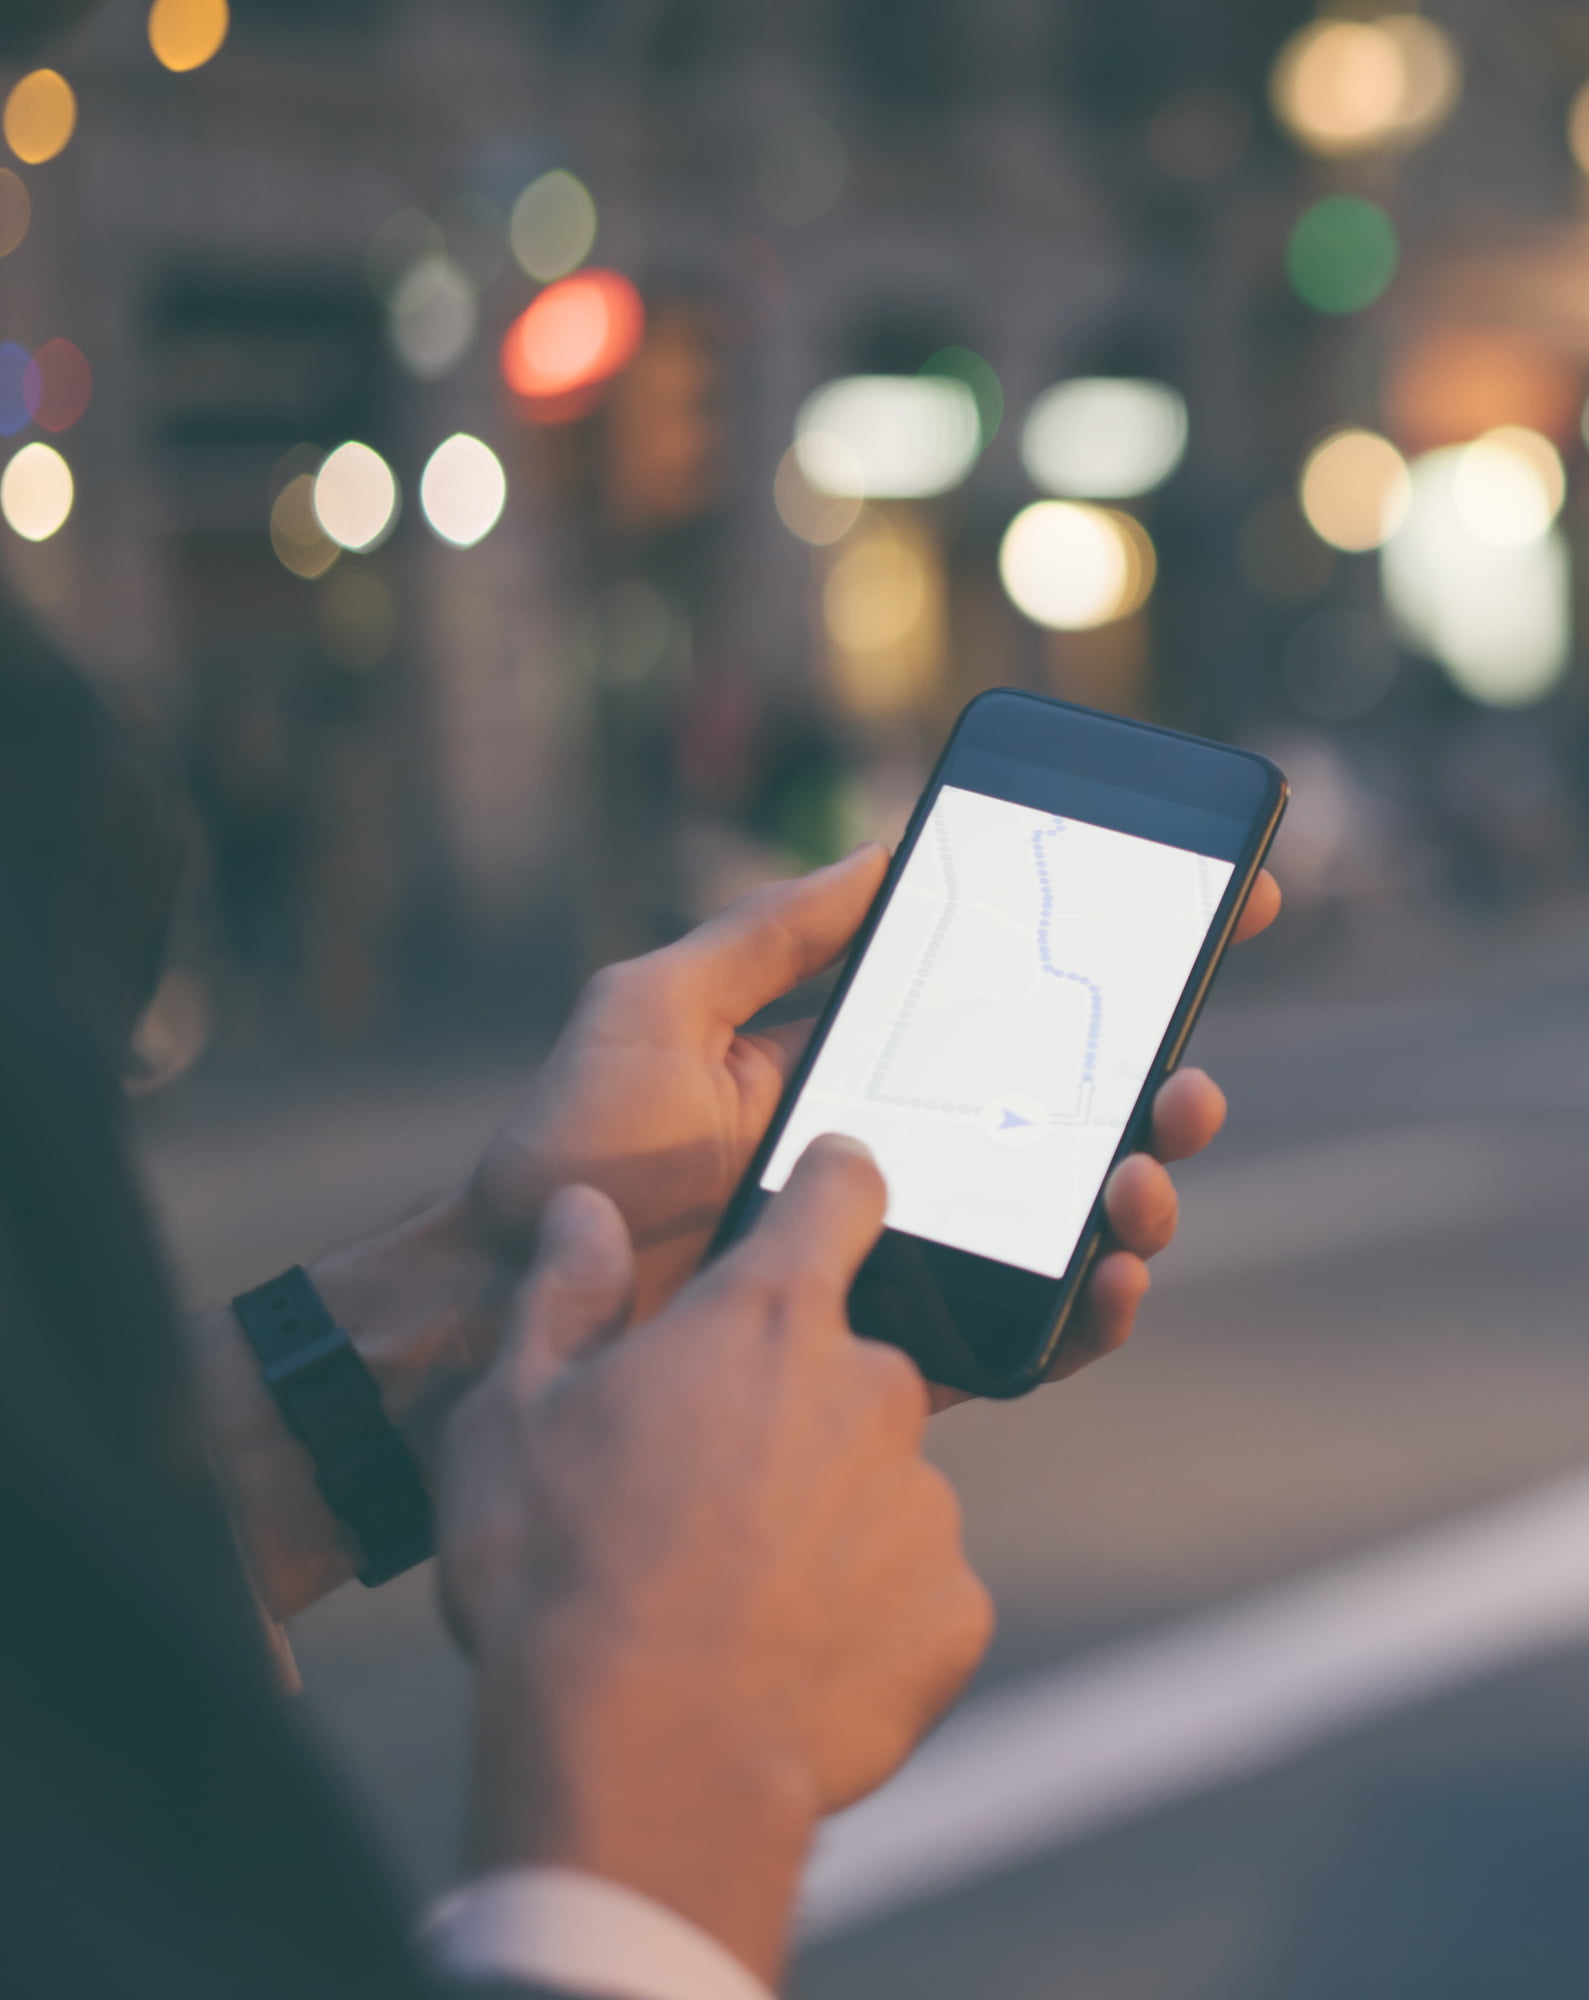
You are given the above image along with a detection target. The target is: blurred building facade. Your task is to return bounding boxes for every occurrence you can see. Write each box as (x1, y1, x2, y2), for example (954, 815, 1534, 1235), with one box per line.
(7, 0, 1589, 1045)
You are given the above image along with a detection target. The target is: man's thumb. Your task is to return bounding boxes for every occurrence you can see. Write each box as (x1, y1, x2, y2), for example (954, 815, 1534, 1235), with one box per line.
(507, 1184, 635, 1393)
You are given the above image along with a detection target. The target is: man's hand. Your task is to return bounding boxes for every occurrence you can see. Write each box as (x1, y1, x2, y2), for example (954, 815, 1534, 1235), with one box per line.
(471, 844, 1281, 1357)
(441, 1139, 992, 1987)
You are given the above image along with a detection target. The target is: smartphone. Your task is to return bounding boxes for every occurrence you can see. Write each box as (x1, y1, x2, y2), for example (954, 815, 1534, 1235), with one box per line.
(711, 689, 1287, 1398)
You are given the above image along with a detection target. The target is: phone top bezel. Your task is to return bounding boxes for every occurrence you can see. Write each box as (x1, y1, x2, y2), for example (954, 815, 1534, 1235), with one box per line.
(708, 688, 1288, 1396)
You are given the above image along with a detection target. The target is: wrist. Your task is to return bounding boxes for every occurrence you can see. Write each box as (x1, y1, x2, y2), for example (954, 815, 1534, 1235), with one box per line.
(468, 1655, 816, 1989)
(190, 1197, 522, 1621)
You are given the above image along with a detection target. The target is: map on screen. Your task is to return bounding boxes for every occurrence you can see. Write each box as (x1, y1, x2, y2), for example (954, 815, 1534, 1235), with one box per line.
(761, 784, 1233, 1279)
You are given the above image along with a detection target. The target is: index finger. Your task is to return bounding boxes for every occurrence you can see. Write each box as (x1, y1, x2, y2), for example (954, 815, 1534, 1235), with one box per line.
(724, 1133, 888, 1305)
(1233, 869, 1281, 944)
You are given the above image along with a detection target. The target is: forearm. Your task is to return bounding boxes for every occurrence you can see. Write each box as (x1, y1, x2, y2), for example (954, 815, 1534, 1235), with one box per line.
(187, 1195, 520, 1621)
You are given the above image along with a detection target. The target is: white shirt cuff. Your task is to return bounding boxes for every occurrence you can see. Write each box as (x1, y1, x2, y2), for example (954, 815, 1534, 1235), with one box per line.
(422, 1866, 778, 2000)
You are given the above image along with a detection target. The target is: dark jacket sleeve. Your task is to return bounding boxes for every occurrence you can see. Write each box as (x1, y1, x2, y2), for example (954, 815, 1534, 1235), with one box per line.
(0, 622, 438, 2000)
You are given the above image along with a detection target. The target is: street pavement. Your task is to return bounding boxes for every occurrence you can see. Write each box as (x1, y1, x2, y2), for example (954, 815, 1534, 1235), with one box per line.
(136, 896, 1589, 1998)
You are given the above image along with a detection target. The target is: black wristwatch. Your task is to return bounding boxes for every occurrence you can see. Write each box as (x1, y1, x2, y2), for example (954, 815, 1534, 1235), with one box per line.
(231, 1266, 435, 1588)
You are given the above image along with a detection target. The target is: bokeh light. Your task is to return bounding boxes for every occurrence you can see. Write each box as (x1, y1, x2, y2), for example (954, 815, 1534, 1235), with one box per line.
(1388, 328, 1579, 454)
(3, 71, 77, 167)
(23, 339, 92, 433)
(1299, 429, 1411, 553)
(270, 472, 339, 579)
(501, 269, 645, 415)
(509, 170, 598, 283)
(1451, 428, 1564, 548)
(756, 114, 847, 227)
(1, 442, 73, 541)
(420, 433, 507, 548)
(923, 347, 1003, 449)
(1383, 448, 1570, 706)
(1287, 195, 1399, 315)
(1272, 16, 1460, 158)
(773, 444, 863, 546)
(999, 501, 1157, 631)
(148, 0, 230, 73)
(0, 169, 30, 258)
(794, 376, 981, 500)
(388, 256, 476, 379)
(0, 343, 32, 437)
(1569, 81, 1589, 176)
(1020, 378, 1189, 500)
(313, 442, 399, 553)
(821, 513, 945, 721)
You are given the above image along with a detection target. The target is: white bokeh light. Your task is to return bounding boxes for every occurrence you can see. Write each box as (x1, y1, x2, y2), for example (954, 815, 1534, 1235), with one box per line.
(1451, 428, 1564, 548)
(999, 501, 1156, 631)
(794, 377, 981, 500)
(388, 256, 477, 380)
(509, 170, 598, 283)
(1, 440, 72, 541)
(1020, 378, 1189, 500)
(1383, 447, 1570, 707)
(313, 442, 399, 553)
(420, 433, 507, 548)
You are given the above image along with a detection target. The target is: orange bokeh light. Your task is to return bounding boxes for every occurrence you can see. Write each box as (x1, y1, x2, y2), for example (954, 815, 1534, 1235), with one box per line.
(501, 269, 644, 419)
(1384, 328, 1581, 453)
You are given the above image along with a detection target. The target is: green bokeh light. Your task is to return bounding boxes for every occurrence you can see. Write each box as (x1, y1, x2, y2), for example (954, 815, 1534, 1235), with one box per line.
(921, 345, 1004, 448)
(1287, 196, 1399, 316)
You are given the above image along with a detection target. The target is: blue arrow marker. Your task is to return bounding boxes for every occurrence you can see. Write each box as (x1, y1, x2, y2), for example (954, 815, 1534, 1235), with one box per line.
(999, 1109, 1032, 1130)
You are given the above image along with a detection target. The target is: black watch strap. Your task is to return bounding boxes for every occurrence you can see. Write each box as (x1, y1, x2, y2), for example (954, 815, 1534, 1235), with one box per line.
(231, 1266, 434, 1588)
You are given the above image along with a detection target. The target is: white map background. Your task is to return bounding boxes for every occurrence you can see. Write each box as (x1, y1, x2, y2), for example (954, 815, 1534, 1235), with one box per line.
(762, 785, 1231, 1278)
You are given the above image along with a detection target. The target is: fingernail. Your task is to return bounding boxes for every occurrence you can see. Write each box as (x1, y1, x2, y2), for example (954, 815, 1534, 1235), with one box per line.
(812, 1132, 876, 1163)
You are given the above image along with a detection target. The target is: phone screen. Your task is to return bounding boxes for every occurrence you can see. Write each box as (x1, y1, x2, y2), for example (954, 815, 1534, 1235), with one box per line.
(720, 691, 1283, 1394)
(761, 779, 1235, 1282)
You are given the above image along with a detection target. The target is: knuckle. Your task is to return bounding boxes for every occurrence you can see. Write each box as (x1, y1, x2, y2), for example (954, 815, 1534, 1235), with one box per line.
(951, 1572, 997, 1670)
(855, 1338, 928, 1427)
(583, 954, 674, 1018)
(915, 1461, 967, 1544)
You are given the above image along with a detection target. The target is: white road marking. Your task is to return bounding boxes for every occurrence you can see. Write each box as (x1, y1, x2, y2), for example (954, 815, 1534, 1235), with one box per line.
(802, 1471, 1589, 1941)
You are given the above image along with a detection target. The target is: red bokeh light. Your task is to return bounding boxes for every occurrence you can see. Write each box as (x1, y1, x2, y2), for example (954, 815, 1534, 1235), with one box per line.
(23, 337, 92, 433)
(501, 269, 645, 421)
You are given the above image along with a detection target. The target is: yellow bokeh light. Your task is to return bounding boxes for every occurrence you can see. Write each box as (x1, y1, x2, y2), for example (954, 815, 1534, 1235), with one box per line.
(999, 503, 1156, 631)
(1272, 16, 1460, 159)
(824, 523, 929, 653)
(1380, 16, 1462, 138)
(1299, 430, 1412, 554)
(1, 442, 73, 541)
(1571, 82, 1589, 175)
(821, 514, 945, 720)
(148, 0, 230, 74)
(3, 71, 77, 167)
(0, 168, 29, 258)
(774, 444, 863, 546)
(270, 473, 340, 579)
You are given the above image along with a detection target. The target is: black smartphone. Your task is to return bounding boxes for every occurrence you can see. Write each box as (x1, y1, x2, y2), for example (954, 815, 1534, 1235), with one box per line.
(711, 689, 1287, 1398)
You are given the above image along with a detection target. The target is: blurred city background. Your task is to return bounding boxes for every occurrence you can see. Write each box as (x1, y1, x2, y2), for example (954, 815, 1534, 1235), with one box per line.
(11, 1, 1589, 1994)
